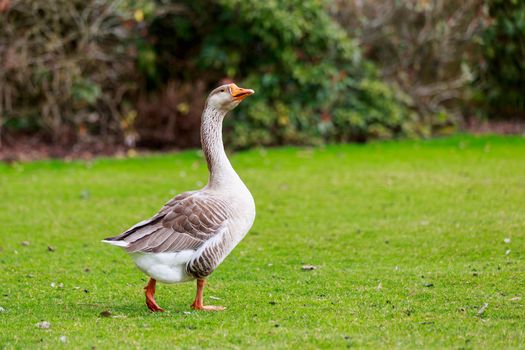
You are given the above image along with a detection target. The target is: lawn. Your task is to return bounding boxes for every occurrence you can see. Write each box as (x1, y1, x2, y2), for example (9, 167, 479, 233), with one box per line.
(0, 135, 524, 349)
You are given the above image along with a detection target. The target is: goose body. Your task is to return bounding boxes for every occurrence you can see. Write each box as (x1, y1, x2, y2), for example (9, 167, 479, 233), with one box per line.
(103, 83, 256, 311)
(123, 185, 255, 284)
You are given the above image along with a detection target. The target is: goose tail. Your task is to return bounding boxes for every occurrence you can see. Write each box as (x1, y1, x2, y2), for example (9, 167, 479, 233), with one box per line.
(101, 239, 129, 248)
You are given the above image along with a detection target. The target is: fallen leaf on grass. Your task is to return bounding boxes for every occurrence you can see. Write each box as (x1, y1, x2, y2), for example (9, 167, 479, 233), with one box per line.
(0, 306, 5, 313)
(302, 265, 317, 271)
(99, 310, 112, 318)
(47, 246, 56, 252)
(504, 238, 511, 244)
(209, 296, 221, 300)
(477, 303, 488, 316)
(509, 297, 521, 301)
(80, 189, 90, 200)
(423, 282, 434, 287)
(97, 310, 125, 319)
(59, 336, 67, 343)
(21, 241, 30, 246)
(36, 321, 51, 329)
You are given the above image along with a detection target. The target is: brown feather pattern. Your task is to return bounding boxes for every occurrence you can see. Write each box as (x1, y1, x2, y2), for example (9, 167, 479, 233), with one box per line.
(187, 226, 231, 278)
(104, 191, 233, 259)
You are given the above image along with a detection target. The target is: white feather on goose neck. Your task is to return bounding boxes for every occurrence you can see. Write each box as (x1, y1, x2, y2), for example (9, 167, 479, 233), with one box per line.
(200, 104, 243, 190)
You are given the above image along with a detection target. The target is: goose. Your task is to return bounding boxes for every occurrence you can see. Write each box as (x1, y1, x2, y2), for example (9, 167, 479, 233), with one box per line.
(103, 83, 256, 311)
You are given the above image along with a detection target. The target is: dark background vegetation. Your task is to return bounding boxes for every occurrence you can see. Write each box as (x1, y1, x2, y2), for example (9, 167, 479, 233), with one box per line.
(0, 0, 523, 154)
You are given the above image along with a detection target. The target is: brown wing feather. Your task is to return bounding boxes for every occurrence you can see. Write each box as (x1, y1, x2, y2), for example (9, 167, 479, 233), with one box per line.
(105, 191, 232, 253)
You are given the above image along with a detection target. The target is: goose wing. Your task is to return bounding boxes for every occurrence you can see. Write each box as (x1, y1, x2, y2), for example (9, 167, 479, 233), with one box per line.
(104, 191, 231, 253)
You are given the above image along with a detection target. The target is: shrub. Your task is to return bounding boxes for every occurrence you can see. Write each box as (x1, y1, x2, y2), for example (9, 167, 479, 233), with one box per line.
(476, 0, 525, 119)
(328, 0, 485, 127)
(135, 0, 417, 149)
(0, 0, 422, 150)
(0, 0, 137, 145)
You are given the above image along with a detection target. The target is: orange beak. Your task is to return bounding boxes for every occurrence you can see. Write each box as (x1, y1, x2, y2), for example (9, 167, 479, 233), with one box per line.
(229, 83, 255, 101)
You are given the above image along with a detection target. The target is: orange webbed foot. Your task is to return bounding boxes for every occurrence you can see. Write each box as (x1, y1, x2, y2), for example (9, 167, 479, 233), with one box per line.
(190, 279, 226, 311)
(144, 278, 164, 312)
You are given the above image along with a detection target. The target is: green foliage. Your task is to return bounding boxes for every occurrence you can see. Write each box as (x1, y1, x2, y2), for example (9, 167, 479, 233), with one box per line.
(2, 0, 524, 147)
(141, 0, 416, 148)
(478, 0, 525, 118)
(1, 135, 525, 348)
(1, 0, 419, 148)
(72, 79, 102, 106)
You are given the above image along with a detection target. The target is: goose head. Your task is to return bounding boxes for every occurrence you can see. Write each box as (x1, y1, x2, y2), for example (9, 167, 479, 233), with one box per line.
(207, 83, 255, 112)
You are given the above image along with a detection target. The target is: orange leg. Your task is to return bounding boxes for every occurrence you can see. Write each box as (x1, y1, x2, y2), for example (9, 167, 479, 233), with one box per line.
(144, 278, 164, 312)
(190, 279, 225, 311)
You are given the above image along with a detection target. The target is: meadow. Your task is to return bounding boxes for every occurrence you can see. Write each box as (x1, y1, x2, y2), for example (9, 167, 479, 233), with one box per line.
(0, 135, 524, 349)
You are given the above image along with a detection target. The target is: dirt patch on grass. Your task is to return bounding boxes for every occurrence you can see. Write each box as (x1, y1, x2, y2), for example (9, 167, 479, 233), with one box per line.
(0, 134, 153, 162)
(2, 120, 524, 162)
(465, 119, 525, 135)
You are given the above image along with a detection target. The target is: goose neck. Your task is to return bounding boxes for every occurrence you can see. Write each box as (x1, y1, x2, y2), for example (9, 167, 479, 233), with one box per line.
(201, 105, 238, 188)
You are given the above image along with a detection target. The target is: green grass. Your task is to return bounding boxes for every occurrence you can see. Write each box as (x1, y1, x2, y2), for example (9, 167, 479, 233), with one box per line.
(1, 134, 524, 349)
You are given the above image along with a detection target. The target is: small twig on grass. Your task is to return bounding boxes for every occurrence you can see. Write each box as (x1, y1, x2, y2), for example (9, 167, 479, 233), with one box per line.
(477, 303, 489, 317)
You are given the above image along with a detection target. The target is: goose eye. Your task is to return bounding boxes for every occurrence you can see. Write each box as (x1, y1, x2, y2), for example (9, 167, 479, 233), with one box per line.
(220, 89, 225, 92)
